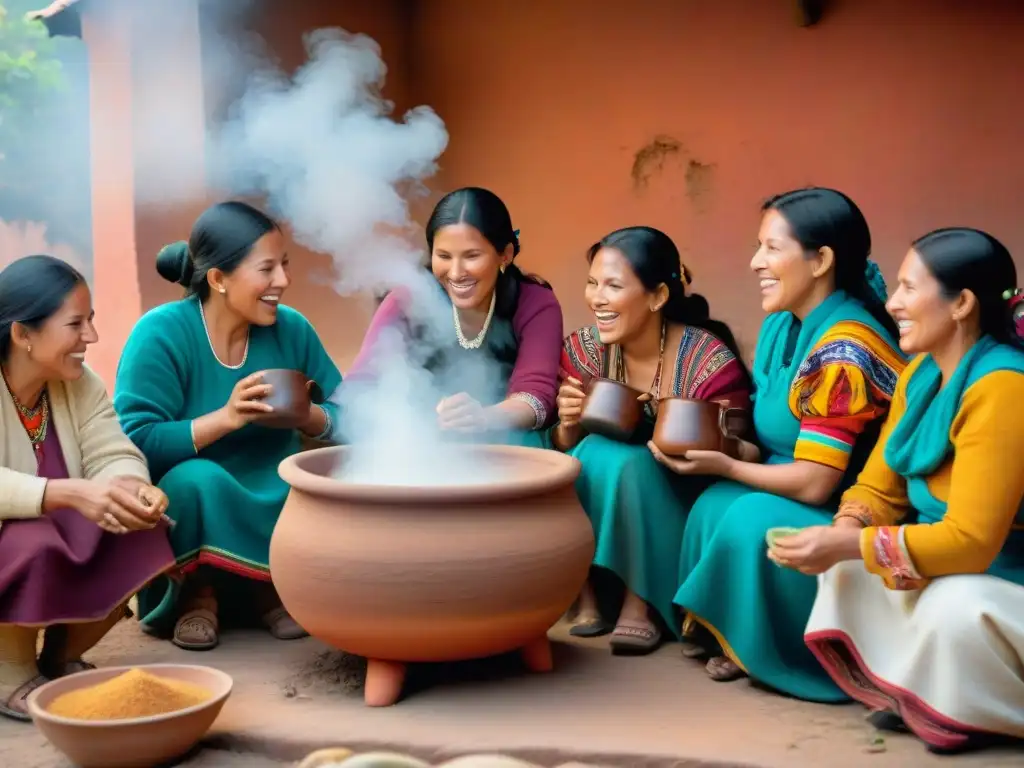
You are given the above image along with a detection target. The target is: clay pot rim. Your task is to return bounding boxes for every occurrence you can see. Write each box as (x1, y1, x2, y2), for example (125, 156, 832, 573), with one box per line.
(26, 663, 233, 728)
(278, 444, 582, 504)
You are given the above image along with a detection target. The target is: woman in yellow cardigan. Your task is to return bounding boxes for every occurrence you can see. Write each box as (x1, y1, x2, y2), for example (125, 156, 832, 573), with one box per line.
(771, 228, 1024, 754)
(0, 255, 174, 721)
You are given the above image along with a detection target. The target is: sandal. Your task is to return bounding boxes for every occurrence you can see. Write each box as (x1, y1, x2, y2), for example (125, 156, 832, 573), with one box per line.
(705, 655, 746, 682)
(0, 675, 48, 722)
(173, 608, 219, 651)
(262, 606, 308, 640)
(609, 621, 662, 656)
(568, 613, 613, 638)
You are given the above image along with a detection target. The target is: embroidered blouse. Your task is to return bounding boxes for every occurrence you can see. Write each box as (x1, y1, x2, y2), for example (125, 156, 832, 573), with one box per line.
(559, 324, 752, 415)
(787, 320, 906, 473)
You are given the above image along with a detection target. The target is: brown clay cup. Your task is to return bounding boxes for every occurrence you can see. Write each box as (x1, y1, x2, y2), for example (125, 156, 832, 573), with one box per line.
(253, 368, 324, 429)
(26, 664, 233, 768)
(578, 377, 645, 442)
(652, 398, 747, 457)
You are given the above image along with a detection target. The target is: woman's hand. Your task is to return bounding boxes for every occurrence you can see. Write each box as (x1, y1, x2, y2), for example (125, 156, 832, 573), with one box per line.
(222, 372, 274, 430)
(767, 525, 862, 575)
(555, 377, 587, 427)
(70, 479, 161, 535)
(110, 476, 169, 518)
(648, 442, 735, 477)
(437, 392, 488, 432)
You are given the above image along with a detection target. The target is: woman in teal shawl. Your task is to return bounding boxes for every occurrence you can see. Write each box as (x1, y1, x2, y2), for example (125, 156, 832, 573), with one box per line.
(114, 202, 342, 651)
(656, 188, 905, 700)
(778, 229, 1024, 754)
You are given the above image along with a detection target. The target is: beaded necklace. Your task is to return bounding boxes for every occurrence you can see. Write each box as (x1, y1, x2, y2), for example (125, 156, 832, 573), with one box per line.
(3, 370, 50, 458)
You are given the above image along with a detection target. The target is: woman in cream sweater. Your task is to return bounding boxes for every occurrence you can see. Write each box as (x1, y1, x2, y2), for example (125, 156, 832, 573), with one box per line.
(0, 255, 174, 721)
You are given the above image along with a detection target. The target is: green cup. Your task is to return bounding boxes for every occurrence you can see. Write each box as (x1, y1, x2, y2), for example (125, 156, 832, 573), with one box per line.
(765, 526, 801, 548)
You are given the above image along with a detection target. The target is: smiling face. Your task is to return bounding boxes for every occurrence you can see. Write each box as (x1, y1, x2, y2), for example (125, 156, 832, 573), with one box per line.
(750, 209, 831, 317)
(210, 229, 290, 326)
(14, 282, 98, 382)
(886, 247, 963, 355)
(585, 246, 665, 345)
(431, 222, 510, 312)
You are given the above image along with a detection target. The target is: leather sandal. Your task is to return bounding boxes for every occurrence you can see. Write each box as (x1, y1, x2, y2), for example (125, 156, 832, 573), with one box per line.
(609, 621, 663, 656)
(568, 613, 613, 638)
(705, 655, 746, 682)
(173, 608, 219, 651)
(0, 675, 48, 722)
(262, 606, 308, 640)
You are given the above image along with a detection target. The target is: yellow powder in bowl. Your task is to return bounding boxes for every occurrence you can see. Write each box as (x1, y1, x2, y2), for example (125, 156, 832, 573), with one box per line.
(46, 668, 213, 721)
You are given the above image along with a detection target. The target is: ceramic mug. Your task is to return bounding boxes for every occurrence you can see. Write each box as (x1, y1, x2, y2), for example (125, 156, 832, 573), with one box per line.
(253, 368, 324, 429)
(578, 377, 645, 442)
(652, 398, 746, 457)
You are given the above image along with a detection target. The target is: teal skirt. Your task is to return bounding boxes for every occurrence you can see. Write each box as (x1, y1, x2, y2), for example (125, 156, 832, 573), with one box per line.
(673, 479, 847, 702)
(570, 434, 709, 634)
(137, 458, 284, 632)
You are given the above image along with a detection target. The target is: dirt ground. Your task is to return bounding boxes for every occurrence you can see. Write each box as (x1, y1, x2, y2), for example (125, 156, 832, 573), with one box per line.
(4, 619, 1022, 768)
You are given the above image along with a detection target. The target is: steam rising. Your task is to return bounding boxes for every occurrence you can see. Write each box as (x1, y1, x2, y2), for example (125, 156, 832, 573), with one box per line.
(206, 23, 509, 484)
(6, 0, 516, 484)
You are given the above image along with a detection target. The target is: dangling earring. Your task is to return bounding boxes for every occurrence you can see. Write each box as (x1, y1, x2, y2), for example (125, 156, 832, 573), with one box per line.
(26, 345, 32, 354)
(500, 264, 507, 275)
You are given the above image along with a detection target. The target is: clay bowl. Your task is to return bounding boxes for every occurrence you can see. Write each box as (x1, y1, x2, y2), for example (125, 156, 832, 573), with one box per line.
(270, 444, 595, 707)
(652, 398, 747, 457)
(253, 368, 324, 429)
(26, 664, 232, 768)
(578, 377, 645, 441)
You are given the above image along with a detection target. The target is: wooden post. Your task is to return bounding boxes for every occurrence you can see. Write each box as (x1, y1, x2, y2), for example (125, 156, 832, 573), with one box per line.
(81, 0, 139, 391)
(81, 0, 207, 390)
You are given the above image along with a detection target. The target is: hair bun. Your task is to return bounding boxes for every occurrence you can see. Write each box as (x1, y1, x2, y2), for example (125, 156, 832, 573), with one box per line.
(686, 293, 711, 322)
(156, 241, 194, 287)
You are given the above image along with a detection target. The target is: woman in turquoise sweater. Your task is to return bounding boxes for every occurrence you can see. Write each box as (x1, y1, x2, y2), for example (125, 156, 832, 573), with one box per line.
(113, 201, 342, 651)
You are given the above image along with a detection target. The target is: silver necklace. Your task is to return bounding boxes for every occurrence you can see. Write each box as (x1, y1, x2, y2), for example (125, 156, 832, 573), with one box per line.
(453, 291, 496, 350)
(199, 301, 249, 370)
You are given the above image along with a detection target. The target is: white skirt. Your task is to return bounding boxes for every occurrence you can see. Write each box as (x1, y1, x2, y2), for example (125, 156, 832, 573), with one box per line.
(805, 560, 1024, 750)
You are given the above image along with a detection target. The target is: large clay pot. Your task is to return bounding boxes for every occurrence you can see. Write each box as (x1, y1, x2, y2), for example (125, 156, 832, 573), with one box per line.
(270, 444, 594, 708)
(652, 398, 746, 456)
(578, 377, 644, 441)
(254, 369, 324, 429)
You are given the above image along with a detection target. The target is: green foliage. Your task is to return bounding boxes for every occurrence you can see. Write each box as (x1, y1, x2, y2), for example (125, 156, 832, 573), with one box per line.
(0, 2, 64, 154)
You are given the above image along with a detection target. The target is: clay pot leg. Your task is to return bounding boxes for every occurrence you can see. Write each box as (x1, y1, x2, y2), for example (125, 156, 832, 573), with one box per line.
(520, 636, 553, 673)
(364, 659, 407, 707)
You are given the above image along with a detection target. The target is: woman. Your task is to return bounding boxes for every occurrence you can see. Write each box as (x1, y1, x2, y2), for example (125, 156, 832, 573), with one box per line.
(0, 255, 173, 721)
(114, 201, 342, 651)
(348, 187, 562, 440)
(778, 228, 1024, 753)
(553, 226, 751, 654)
(664, 188, 906, 699)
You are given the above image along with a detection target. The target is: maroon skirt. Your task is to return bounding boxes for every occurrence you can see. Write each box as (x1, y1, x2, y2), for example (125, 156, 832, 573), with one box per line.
(0, 425, 174, 626)
(0, 506, 175, 625)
